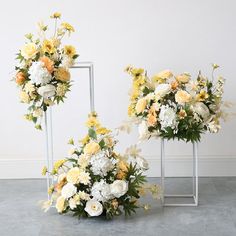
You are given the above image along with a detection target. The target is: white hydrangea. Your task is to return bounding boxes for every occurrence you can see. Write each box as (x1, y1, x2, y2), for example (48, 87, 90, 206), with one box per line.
(29, 61, 52, 85)
(89, 151, 114, 177)
(91, 180, 113, 202)
(159, 105, 178, 130)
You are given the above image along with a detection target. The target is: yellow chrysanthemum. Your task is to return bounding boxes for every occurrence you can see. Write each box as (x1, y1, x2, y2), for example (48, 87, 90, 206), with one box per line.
(42, 39, 55, 54)
(61, 22, 75, 32)
(64, 45, 76, 57)
(128, 104, 135, 116)
(130, 68, 144, 77)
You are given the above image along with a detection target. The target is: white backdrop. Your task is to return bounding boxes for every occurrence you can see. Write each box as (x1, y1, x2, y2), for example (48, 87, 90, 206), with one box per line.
(0, 0, 235, 178)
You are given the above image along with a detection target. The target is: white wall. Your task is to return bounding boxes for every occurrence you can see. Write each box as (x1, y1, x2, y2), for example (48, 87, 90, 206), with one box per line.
(0, 0, 235, 178)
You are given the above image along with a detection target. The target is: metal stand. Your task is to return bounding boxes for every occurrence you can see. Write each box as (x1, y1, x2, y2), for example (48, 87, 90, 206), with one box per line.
(160, 139, 199, 207)
(44, 61, 95, 198)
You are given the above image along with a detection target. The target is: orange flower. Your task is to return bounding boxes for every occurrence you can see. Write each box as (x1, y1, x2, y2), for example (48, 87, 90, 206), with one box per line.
(16, 72, 25, 85)
(40, 56, 54, 74)
(171, 80, 179, 90)
(116, 170, 126, 180)
(147, 114, 157, 126)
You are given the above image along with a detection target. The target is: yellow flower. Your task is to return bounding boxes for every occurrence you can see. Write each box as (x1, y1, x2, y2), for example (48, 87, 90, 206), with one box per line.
(84, 141, 100, 155)
(67, 167, 80, 184)
(135, 97, 147, 114)
(54, 159, 66, 172)
(116, 170, 126, 180)
(42, 39, 55, 54)
(68, 138, 74, 145)
(147, 113, 157, 126)
(133, 76, 146, 87)
(15, 72, 26, 85)
(51, 12, 61, 19)
(41, 166, 47, 176)
(196, 90, 209, 101)
(80, 135, 90, 145)
(21, 43, 37, 59)
(104, 136, 113, 148)
(48, 185, 54, 195)
(212, 63, 219, 70)
(118, 160, 128, 172)
(175, 73, 190, 83)
(175, 90, 192, 104)
(86, 116, 100, 128)
(96, 127, 111, 135)
(61, 22, 75, 32)
(64, 45, 76, 57)
(56, 196, 66, 213)
(19, 91, 30, 103)
(128, 104, 135, 116)
(111, 199, 119, 209)
(55, 67, 71, 82)
(130, 67, 144, 77)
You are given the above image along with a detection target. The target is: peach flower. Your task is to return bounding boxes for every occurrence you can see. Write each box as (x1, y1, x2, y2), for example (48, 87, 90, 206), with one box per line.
(40, 56, 54, 74)
(175, 90, 192, 104)
(16, 72, 26, 85)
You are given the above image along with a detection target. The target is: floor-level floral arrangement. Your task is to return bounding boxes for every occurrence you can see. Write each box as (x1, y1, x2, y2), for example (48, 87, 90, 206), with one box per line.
(41, 113, 160, 219)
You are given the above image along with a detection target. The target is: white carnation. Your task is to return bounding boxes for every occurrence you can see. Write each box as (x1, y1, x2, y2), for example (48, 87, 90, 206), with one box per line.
(38, 84, 56, 99)
(159, 105, 178, 130)
(110, 180, 128, 198)
(29, 61, 52, 85)
(61, 183, 77, 199)
(91, 180, 113, 202)
(90, 152, 114, 177)
(85, 200, 103, 217)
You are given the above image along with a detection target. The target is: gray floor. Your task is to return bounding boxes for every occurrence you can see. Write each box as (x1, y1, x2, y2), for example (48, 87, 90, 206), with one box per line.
(0, 178, 236, 236)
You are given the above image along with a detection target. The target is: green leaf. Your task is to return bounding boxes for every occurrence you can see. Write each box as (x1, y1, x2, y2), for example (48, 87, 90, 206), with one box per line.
(88, 128, 97, 140)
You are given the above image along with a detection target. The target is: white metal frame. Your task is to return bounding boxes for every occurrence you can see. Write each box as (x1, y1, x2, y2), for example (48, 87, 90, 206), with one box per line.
(44, 62, 95, 199)
(160, 139, 199, 207)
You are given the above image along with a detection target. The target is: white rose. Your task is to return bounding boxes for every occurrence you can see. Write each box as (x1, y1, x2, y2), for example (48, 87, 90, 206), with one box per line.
(136, 157, 149, 170)
(155, 84, 171, 97)
(138, 121, 149, 140)
(110, 180, 128, 198)
(85, 200, 103, 217)
(38, 84, 56, 99)
(61, 183, 77, 199)
(192, 102, 210, 121)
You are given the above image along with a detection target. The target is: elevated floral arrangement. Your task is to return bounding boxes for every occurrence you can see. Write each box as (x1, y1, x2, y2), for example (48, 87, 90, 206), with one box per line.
(125, 64, 225, 142)
(41, 113, 160, 219)
(14, 12, 79, 129)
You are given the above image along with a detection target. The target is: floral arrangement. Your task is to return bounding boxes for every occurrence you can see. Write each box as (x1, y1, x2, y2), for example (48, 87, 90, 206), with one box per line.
(41, 113, 160, 219)
(14, 12, 79, 129)
(125, 64, 225, 142)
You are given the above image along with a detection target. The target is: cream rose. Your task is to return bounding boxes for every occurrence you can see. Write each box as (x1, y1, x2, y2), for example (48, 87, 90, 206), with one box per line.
(135, 97, 147, 113)
(155, 84, 171, 97)
(38, 84, 56, 99)
(175, 90, 192, 104)
(61, 183, 77, 199)
(55, 196, 66, 213)
(84, 141, 100, 155)
(66, 167, 80, 184)
(110, 180, 128, 198)
(19, 91, 30, 103)
(21, 43, 37, 59)
(176, 73, 190, 83)
(156, 70, 173, 79)
(84, 200, 103, 217)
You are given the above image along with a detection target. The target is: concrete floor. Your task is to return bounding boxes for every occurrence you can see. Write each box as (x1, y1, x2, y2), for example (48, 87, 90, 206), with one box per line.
(0, 177, 236, 236)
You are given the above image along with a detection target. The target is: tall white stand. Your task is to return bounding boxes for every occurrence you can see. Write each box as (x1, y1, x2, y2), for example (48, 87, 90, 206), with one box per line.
(160, 139, 199, 207)
(44, 62, 95, 198)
